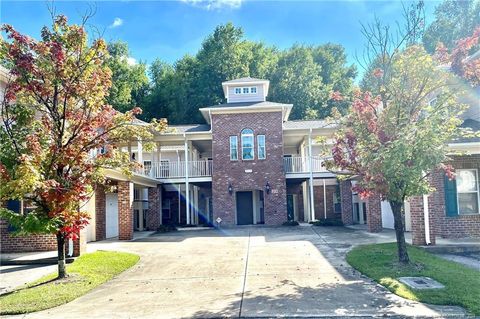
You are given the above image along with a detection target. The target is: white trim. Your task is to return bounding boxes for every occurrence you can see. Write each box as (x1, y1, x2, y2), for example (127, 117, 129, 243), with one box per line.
(229, 135, 238, 160)
(241, 129, 255, 161)
(257, 134, 266, 160)
(456, 168, 480, 215)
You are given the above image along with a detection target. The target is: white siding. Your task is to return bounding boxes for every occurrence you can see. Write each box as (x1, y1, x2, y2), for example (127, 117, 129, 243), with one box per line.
(227, 85, 265, 103)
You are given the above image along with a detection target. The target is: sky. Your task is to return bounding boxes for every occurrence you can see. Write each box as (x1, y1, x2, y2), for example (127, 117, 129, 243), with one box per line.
(0, 0, 439, 77)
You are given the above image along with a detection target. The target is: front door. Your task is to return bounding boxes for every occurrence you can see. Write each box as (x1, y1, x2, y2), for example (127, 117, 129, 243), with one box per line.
(236, 191, 254, 225)
(287, 194, 295, 221)
(106, 193, 119, 238)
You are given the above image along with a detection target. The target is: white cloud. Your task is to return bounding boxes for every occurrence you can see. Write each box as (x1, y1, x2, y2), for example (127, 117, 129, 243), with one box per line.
(126, 57, 137, 66)
(109, 17, 123, 29)
(181, 0, 242, 11)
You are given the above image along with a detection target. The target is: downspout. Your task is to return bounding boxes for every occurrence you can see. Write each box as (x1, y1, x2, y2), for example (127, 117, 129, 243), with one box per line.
(423, 194, 431, 245)
(308, 128, 315, 221)
(323, 179, 327, 219)
(184, 133, 190, 225)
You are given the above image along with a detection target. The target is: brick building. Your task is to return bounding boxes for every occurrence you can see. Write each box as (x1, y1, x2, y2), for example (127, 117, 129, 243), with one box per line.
(1, 75, 479, 255)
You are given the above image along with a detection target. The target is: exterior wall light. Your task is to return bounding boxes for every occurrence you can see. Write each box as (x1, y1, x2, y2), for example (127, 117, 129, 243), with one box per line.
(265, 182, 271, 194)
(228, 183, 233, 195)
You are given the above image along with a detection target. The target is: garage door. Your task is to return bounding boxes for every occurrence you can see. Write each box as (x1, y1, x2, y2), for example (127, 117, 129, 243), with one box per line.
(106, 193, 119, 238)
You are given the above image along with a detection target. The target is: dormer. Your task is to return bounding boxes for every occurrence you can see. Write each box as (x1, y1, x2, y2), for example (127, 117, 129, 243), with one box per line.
(222, 77, 270, 104)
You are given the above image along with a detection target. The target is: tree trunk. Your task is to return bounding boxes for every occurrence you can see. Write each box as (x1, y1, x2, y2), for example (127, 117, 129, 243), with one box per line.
(56, 232, 67, 278)
(390, 200, 410, 264)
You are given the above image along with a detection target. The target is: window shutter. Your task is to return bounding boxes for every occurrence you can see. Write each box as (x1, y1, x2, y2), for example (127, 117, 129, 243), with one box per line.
(444, 175, 458, 217)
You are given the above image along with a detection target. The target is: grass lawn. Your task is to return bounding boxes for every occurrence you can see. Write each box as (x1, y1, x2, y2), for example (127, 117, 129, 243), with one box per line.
(0, 250, 139, 315)
(347, 243, 480, 316)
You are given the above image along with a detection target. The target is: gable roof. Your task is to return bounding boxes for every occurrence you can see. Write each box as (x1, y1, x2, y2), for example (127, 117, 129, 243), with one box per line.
(222, 77, 268, 84)
(283, 120, 336, 130)
(164, 124, 211, 134)
(204, 101, 291, 109)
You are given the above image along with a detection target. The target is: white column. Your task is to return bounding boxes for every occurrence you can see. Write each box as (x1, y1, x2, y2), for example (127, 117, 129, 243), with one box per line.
(137, 139, 143, 165)
(308, 129, 315, 221)
(323, 179, 327, 219)
(128, 142, 132, 161)
(184, 136, 190, 225)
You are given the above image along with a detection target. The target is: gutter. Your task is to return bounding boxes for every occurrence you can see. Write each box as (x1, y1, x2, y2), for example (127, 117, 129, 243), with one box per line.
(423, 194, 431, 245)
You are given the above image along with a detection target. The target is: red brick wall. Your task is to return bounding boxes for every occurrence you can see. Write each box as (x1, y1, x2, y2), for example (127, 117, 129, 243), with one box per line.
(366, 195, 382, 233)
(432, 155, 480, 239)
(95, 184, 106, 241)
(211, 111, 287, 225)
(313, 185, 339, 220)
(340, 180, 353, 225)
(0, 219, 56, 253)
(118, 181, 133, 240)
(146, 186, 161, 230)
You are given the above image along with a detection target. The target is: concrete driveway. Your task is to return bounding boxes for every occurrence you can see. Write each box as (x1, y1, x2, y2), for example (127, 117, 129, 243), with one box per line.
(10, 226, 465, 318)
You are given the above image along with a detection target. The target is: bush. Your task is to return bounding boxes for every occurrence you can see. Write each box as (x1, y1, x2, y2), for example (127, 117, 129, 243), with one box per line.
(282, 220, 299, 226)
(310, 219, 343, 226)
(156, 224, 177, 233)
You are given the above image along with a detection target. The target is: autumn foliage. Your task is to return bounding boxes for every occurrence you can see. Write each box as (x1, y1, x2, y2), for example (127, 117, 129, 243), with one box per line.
(0, 15, 166, 276)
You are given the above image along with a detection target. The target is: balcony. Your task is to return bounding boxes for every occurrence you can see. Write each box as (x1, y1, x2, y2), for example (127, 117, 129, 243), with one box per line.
(137, 160, 213, 180)
(283, 156, 332, 176)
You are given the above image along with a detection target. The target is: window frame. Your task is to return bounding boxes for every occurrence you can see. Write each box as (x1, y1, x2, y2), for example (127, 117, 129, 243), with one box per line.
(456, 168, 480, 215)
(234, 87, 242, 95)
(241, 128, 255, 161)
(257, 134, 266, 160)
(242, 87, 250, 94)
(250, 86, 257, 94)
(229, 136, 238, 161)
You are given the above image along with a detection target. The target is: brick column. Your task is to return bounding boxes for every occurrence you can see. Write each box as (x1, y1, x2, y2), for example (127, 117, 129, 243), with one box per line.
(410, 195, 437, 246)
(340, 180, 353, 225)
(366, 195, 382, 233)
(95, 184, 106, 241)
(147, 186, 161, 230)
(118, 181, 134, 240)
(72, 228, 87, 257)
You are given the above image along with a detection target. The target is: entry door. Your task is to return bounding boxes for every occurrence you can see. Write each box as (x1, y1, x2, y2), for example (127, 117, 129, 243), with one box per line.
(106, 193, 119, 238)
(287, 195, 295, 221)
(236, 191, 254, 225)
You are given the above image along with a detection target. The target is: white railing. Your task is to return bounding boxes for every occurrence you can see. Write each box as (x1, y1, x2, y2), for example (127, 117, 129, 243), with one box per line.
(142, 160, 213, 179)
(283, 156, 328, 173)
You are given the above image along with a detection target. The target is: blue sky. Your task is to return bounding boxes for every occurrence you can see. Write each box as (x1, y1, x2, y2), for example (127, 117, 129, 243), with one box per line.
(1, 0, 439, 75)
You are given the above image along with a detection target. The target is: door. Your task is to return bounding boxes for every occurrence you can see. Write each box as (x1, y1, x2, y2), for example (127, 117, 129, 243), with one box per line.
(106, 193, 119, 238)
(287, 194, 295, 221)
(236, 191, 254, 225)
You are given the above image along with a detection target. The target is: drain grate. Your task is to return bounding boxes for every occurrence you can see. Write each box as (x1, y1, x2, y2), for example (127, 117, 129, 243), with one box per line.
(399, 277, 445, 289)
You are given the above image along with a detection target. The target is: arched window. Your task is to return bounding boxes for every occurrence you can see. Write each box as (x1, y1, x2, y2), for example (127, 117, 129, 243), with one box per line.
(241, 128, 254, 160)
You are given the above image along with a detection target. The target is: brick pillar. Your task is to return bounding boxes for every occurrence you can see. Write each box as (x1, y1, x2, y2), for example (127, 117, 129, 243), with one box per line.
(95, 184, 106, 241)
(118, 181, 133, 240)
(366, 195, 382, 233)
(340, 180, 353, 225)
(147, 186, 161, 230)
(410, 195, 437, 246)
(72, 228, 87, 257)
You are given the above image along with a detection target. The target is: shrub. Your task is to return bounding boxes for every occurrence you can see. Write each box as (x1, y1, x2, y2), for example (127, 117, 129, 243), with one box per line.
(282, 220, 299, 226)
(310, 219, 343, 226)
(156, 224, 177, 233)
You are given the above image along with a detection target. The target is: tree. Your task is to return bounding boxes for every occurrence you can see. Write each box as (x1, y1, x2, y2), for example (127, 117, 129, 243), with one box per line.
(423, 0, 480, 53)
(106, 41, 149, 113)
(329, 16, 479, 264)
(0, 15, 166, 278)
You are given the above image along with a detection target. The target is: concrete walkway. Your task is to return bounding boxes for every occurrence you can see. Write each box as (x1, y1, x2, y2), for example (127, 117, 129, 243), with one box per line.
(4, 226, 468, 318)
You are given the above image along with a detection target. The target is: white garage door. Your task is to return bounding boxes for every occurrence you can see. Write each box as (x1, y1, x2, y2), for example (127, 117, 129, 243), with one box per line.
(106, 193, 119, 238)
(381, 200, 411, 231)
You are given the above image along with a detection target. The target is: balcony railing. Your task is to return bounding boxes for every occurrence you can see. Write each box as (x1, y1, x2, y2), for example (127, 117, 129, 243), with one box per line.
(283, 156, 328, 173)
(138, 160, 213, 179)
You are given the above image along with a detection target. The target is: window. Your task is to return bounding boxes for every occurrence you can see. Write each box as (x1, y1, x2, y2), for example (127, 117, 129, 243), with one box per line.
(250, 86, 257, 94)
(241, 129, 254, 160)
(229, 136, 238, 160)
(257, 135, 266, 159)
(457, 169, 479, 214)
(143, 160, 152, 175)
(234, 87, 242, 94)
(243, 87, 250, 94)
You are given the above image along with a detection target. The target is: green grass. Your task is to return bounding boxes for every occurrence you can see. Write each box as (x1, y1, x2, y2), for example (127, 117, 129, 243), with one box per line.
(347, 243, 480, 315)
(0, 251, 139, 315)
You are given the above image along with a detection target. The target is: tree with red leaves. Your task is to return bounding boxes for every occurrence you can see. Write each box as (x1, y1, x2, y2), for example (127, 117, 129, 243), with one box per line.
(0, 14, 166, 278)
(329, 18, 479, 263)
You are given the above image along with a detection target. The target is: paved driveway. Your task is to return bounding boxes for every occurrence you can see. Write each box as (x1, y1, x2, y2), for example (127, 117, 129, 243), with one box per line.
(11, 226, 465, 318)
